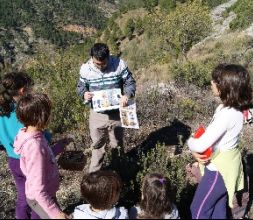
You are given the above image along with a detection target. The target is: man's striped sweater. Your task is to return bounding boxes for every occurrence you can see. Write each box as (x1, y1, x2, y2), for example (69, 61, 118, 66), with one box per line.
(77, 56, 136, 104)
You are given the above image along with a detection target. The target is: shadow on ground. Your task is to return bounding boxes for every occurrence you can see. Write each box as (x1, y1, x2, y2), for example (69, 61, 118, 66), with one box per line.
(62, 119, 193, 217)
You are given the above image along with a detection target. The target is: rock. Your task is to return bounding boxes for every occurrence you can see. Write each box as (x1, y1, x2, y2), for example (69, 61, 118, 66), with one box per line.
(245, 23, 253, 38)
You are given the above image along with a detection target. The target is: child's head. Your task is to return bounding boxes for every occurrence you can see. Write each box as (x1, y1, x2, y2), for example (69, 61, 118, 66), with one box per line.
(81, 170, 122, 210)
(211, 64, 252, 111)
(16, 93, 51, 130)
(0, 72, 33, 116)
(139, 173, 172, 219)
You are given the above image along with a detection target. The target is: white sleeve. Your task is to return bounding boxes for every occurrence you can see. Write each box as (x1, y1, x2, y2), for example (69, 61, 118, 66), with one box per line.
(187, 113, 228, 153)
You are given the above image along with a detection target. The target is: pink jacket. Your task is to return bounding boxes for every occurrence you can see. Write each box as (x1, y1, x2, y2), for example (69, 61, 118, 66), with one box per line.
(14, 128, 61, 219)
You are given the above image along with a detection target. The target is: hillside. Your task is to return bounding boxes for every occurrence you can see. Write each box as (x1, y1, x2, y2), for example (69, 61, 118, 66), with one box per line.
(1, 0, 253, 219)
(0, 0, 118, 69)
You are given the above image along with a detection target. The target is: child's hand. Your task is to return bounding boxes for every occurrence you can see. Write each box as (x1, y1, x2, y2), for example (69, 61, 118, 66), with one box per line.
(192, 152, 210, 165)
(57, 137, 73, 148)
(56, 212, 71, 219)
(52, 137, 74, 157)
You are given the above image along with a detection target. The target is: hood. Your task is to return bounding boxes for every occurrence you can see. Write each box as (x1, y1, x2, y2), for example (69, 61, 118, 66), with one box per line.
(73, 204, 127, 219)
(14, 128, 42, 155)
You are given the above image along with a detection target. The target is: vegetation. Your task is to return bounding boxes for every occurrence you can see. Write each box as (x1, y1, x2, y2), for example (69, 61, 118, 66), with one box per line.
(228, 0, 253, 30)
(161, 1, 212, 57)
(202, 0, 229, 9)
(27, 42, 93, 133)
(137, 143, 192, 201)
(0, 0, 106, 47)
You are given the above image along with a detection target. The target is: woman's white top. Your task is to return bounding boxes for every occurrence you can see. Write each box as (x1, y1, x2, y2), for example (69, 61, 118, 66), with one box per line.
(187, 104, 243, 171)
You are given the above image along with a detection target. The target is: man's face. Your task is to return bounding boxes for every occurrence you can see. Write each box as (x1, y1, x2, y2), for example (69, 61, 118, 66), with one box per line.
(92, 57, 108, 71)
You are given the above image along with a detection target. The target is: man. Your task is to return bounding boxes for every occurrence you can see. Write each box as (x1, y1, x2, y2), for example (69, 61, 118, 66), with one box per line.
(77, 43, 136, 173)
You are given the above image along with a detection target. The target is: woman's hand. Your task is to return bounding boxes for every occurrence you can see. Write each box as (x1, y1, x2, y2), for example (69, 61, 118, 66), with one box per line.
(56, 212, 72, 219)
(192, 152, 210, 165)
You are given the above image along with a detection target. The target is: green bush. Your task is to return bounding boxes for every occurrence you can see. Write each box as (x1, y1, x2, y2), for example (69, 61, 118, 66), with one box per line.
(159, 0, 176, 13)
(229, 0, 253, 30)
(124, 19, 136, 40)
(137, 143, 193, 201)
(143, 0, 159, 12)
(162, 0, 212, 57)
(178, 98, 197, 121)
(170, 60, 212, 88)
(27, 44, 92, 133)
(202, 0, 229, 8)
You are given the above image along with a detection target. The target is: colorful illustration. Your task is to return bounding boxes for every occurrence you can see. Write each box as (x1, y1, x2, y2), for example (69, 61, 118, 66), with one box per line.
(92, 89, 121, 112)
(120, 100, 139, 129)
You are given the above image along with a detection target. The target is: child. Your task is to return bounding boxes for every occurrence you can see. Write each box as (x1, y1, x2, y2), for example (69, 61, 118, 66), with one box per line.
(130, 173, 180, 219)
(0, 72, 34, 219)
(73, 170, 128, 219)
(14, 93, 67, 219)
(187, 64, 252, 219)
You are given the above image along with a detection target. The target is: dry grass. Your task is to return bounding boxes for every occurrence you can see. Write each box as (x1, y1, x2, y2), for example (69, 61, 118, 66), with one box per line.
(116, 8, 148, 29)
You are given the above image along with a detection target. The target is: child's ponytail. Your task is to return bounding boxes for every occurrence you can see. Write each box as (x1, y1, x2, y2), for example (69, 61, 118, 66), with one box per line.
(0, 72, 33, 116)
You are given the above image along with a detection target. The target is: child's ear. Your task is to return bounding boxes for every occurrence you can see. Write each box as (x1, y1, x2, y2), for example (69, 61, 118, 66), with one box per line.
(18, 87, 25, 96)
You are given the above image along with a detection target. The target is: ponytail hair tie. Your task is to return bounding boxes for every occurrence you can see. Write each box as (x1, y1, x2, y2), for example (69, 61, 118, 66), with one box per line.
(158, 178, 166, 184)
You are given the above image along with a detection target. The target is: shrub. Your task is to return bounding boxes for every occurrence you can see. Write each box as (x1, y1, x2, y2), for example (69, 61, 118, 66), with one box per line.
(202, 0, 229, 9)
(143, 0, 159, 12)
(124, 18, 136, 40)
(27, 45, 91, 133)
(178, 98, 197, 121)
(170, 60, 212, 88)
(137, 143, 193, 202)
(228, 0, 253, 30)
(162, 0, 212, 57)
(159, 0, 176, 13)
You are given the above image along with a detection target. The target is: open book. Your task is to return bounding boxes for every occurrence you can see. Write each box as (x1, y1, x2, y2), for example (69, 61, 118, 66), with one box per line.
(120, 99, 139, 129)
(92, 88, 121, 112)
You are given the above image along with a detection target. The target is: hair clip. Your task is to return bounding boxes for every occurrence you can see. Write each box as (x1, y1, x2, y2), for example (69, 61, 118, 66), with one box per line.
(158, 178, 166, 184)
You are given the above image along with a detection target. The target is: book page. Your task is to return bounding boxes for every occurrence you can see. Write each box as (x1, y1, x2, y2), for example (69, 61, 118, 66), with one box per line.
(92, 89, 121, 112)
(120, 100, 139, 129)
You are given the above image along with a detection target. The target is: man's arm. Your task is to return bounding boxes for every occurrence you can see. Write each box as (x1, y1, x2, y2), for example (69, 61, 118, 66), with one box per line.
(122, 67, 136, 98)
(76, 78, 89, 101)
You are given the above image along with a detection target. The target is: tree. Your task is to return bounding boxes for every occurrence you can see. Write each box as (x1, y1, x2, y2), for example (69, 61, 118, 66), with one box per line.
(162, 0, 212, 58)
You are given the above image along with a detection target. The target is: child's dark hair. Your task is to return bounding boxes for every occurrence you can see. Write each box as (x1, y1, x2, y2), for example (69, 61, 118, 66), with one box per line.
(90, 43, 110, 61)
(139, 173, 172, 219)
(16, 93, 51, 130)
(0, 72, 33, 116)
(212, 64, 252, 111)
(81, 170, 122, 210)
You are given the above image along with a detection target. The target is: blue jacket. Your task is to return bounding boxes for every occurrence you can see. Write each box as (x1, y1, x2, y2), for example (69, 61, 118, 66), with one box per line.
(0, 107, 23, 159)
(0, 106, 52, 159)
